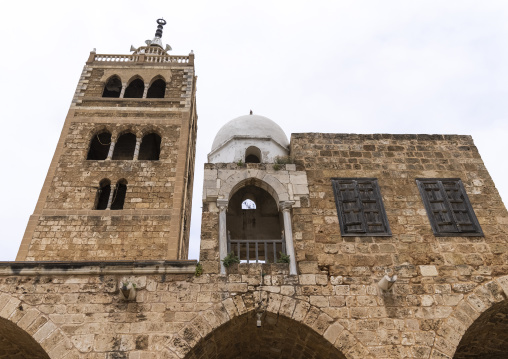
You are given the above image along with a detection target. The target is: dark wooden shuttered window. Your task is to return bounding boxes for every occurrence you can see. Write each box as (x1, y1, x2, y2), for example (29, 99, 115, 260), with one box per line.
(416, 179, 483, 236)
(332, 178, 391, 236)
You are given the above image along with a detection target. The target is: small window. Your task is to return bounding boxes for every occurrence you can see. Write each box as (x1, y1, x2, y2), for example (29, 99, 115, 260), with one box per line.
(112, 133, 136, 160)
(332, 178, 391, 236)
(111, 179, 127, 210)
(242, 199, 256, 209)
(95, 179, 111, 210)
(138, 133, 161, 160)
(146, 79, 166, 98)
(124, 79, 144, 98)
(245, 146, 261, 163)
(102, 76, 121, 98)
(416, 178, 483, 236)
(87, 132, 111, 160)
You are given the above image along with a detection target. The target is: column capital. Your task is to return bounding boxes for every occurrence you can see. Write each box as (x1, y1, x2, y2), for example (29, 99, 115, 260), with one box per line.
(279, 201, 295, 212)
(217, 199, 228, 210)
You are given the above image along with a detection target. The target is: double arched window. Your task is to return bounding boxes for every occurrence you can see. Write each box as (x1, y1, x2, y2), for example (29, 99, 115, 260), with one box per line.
(102, 76, 167, 99)
(95, 179, 128, 210)
(86, 131, 161, 161)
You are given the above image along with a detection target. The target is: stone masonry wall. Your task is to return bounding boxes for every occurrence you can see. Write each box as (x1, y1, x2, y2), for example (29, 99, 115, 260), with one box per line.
(289, 134, 508, 277)
(19, 58, 197, 262)
(0, 266, 507, 358)
(194, 133, 508, 358)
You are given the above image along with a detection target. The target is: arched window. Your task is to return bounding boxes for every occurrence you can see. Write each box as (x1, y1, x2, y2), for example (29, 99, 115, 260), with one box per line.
(102, 76, 122, 98)
(124, 79, 144, 98)
(112, 133, 136, 160)
(138, 133, 162, 160)
(111, 179, 128, 210)
(95, 179, 111, 210)
(245, 146, 261, 163)
(241, 199, 256, 209)
(146, 79, 166, 98)
(87, 132, 111, 160)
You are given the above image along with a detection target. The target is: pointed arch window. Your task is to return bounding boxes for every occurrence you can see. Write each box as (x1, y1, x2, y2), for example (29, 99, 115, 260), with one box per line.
(146, 79, 166, 98)
(95, 179, 111, 210)
(102, 76, 122, 98)
(138, 133, 161, 160)
(111, 179, 128, 210)
(87, 132, 111, 160)
(124, 79, 144, 98)
(241, 199, 256, 209)
(112, 133, 136, 160)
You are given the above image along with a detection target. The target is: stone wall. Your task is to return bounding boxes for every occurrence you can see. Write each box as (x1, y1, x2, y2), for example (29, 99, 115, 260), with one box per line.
(289, 133, 508, 277)
(18, 59, 197, 262)
(0, 262, 507, 358)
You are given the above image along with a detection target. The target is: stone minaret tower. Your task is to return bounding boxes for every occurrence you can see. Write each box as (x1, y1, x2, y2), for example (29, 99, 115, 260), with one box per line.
(17, 19, 197, 261)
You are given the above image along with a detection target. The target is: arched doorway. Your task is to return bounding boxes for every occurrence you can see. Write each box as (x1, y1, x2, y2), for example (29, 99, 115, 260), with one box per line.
(454, 299, 508, 358)
(184, 311, 346, 359)
(0, 316, 50, 358)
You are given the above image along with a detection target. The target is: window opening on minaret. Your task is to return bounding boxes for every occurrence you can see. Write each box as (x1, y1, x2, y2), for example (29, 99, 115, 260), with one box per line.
(245, 146, 261, 163)
(147, 79, 166, 98)
(112, 133, 136, 160)
(124, 79, 144, 98)
(111, 179, 128, 210)
(102, 76, 122, 98)
(95, 179, 111, 210)
(138, 133, 161, 160)
(87, 132, 111, 160)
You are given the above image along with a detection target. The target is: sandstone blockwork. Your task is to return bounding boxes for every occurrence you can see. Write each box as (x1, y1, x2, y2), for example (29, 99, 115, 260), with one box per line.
(193, 133, 508, 358)
(12, 46, 508, 358)
(0, 269, 507, 358)
(18, 52, 197, 261)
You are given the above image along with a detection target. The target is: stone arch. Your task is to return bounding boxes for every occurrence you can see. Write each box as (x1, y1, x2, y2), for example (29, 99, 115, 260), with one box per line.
(432, 275, 508, 358)
(102, 75, 122, 98)
(124, 76, 145, 98)
(0, 292, 74, 358)
(138, 125, 162, 138)
(112, 131, 137, 160)
(177, 292, 373, 359)
(86, 129, 112, 160)
(219, 173, 290, 204)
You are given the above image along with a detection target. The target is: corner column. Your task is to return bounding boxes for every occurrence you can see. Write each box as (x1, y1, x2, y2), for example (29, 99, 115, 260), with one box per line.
(280, 201, 297, 275)
(217, 199, 229, 275)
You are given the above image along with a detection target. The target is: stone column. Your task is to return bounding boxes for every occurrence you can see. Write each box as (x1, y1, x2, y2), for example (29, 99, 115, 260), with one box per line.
(106, 141, 116, 160)
(280, 201, 297, 275)
(217, 199, 229, 275)
(142, 84, 149, 98)
(133, 137, 142, 160)
(119, 84, 127, 98)
(106, 186, 115, 210)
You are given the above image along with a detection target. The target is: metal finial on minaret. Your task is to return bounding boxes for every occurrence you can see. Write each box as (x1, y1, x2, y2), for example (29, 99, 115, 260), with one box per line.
(145, 18, 172, 50)
(154, 18, 166, 40)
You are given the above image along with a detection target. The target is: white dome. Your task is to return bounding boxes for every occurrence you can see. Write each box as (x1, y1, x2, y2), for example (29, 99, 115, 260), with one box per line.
(211, 114, 289, 151)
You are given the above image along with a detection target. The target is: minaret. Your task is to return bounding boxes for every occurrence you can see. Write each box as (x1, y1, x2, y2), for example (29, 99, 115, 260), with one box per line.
(17, 19, 197, 261)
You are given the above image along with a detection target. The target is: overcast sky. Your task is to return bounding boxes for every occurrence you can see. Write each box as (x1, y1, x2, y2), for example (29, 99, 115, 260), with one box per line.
(0, 1, 506, 261)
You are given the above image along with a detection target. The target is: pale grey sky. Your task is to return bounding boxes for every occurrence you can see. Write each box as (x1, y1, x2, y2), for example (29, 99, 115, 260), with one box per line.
(0, 1, 506, 260)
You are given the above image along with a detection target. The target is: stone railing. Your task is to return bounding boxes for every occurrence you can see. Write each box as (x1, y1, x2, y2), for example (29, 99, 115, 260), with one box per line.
(88, 52, 193, 65)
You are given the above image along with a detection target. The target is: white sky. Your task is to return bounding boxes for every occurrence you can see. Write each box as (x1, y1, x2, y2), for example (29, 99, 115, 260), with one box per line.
(0, 1, 506, 261)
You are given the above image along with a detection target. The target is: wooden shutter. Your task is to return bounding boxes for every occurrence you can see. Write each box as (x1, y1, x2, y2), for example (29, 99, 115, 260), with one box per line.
(416, 179, 482, 236)
(332, 178, 391, 236)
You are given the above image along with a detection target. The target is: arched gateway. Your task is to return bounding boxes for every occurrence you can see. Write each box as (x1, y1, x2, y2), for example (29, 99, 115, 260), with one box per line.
(184, 311, 346, 359)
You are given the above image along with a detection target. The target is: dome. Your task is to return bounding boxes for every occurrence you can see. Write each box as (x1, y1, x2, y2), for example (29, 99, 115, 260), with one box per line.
(211, 114, 289, 152)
